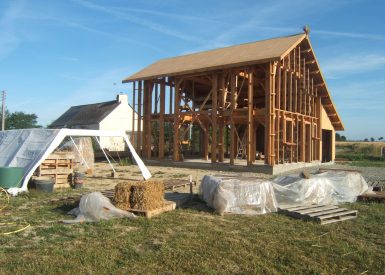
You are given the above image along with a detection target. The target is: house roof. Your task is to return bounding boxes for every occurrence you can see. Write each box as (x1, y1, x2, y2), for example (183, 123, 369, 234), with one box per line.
(123, 33, 306, 82)
(50, 100, 119, 128)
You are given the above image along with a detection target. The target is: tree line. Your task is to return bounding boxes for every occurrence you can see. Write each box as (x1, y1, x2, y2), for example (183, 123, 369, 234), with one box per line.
(0, 110, 41, 130)
(336, 133, 384, 142)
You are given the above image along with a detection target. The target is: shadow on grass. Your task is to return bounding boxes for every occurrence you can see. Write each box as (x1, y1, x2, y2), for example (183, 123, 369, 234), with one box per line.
(52, 202, 78, 215)
(179, 197, 215, 213)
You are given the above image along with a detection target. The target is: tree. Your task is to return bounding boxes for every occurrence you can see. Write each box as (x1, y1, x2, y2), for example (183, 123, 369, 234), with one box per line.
(364, 138, 368, 142)
(370, 137, 375, 142)
(0, 110, 42, 130)
(379, 137, 384, 141)
(335, 133, 347, 141)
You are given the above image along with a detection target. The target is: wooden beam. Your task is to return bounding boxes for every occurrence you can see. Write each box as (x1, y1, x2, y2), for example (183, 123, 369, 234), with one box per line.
(173, 79, 181, 161)
(211, 74, 218, 163)
(131, 82, 136, 147)
(144, 81, 153, 159)
(218, 74, 225, 162)
(247, 70, 253, 166)
(159, 79, 165, 159)
(230, 73, 236, 165)
(137, 81, 142, 155)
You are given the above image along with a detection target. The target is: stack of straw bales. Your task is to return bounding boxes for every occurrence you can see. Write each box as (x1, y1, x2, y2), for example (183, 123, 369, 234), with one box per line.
(114, 180, 164, 210)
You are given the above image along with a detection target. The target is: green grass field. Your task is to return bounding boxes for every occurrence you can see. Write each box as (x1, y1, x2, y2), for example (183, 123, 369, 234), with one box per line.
(336, 141, 385, 167)
(1, 190, 384, 274)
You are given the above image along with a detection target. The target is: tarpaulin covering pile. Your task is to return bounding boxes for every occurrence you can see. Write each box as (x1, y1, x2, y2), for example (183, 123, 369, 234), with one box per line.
(200, 175, 278, 215)
(200, 171, 369, 215)
(273, 171, 369, 207)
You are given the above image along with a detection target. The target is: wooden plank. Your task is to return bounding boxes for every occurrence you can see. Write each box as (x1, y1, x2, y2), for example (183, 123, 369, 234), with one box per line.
(125, 200, 176, 218)
(39, 168, 72, 174)
(296, 205, 339, 215)
(320, 215, 357, 225)
(316, 210, 358, 220)
(137, 80, 142, 155)
(306, 207, 349, 217)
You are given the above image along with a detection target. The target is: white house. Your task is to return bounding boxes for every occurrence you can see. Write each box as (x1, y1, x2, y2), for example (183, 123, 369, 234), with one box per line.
(50, 94, 140, 151)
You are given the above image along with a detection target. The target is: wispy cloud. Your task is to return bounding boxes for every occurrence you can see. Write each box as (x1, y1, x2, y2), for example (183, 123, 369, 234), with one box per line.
(0, 0, 26, 60)
(313, 29, 385, 41)
(118, 7, 220, 24)
(72, 0, 205, 44)
(321, 54, 385, 78)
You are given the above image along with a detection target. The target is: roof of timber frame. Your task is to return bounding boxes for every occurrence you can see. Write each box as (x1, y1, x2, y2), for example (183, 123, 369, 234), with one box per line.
(122, 33, 344, 130)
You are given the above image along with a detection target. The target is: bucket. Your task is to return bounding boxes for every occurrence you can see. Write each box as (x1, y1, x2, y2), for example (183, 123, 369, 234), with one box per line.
(73, 172, 84, 189)
(0, 167, 24, 189)
(34, 176, 54, 193)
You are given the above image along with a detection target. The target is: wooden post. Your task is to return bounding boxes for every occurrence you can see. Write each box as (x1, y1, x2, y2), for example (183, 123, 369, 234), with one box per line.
(144, 81, 153, 159)
(301, 116, 306, 162)
(265, 62, 277, 166)
(159, 79, 165, 159)
(137, 81, 142, 155)
(154, 83, 158, 114)
(276, 65, 281, 164)
(218, 74, 225, 162)
(247, 70, 253, 166)
(211, 74, 218, 163)
(316, 94, 322, 161)
(169, 80, 173, 114)
(203, 126, 209, 160)
(230, 73, 236, 165)
(173, 79, 181, 161)
(131, 82, 136, 146)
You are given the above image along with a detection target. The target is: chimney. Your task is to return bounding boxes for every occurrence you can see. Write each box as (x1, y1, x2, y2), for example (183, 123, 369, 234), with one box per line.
(117, 93, 128, 104)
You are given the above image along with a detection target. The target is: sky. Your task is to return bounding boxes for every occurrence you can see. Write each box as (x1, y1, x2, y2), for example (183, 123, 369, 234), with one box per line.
(0, 0, 384, 140)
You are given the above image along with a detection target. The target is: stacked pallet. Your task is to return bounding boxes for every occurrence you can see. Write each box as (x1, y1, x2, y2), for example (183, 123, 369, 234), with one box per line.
(37, 152, 74, 188)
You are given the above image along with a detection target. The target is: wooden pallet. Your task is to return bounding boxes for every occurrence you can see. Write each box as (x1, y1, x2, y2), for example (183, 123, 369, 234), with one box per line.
(37, 152, 74, 188)
(357, 191, 385, 203)
(278, 204, 358, 225)
(125, 200, 176, 218)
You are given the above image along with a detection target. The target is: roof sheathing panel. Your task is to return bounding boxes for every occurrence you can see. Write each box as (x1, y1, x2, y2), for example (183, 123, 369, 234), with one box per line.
(123, 33, 306, 82)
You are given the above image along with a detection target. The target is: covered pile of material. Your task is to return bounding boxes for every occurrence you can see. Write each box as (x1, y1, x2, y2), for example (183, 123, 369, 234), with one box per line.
(63, 192, 136, 223)
(199, 171, 369, 216)
(200, 175, 278, 215)
(114, 180, 165, 210)
(273, 171, 369, 207)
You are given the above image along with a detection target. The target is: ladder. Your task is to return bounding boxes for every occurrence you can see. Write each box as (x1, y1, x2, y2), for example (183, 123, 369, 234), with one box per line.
(236, 130, 247, 159)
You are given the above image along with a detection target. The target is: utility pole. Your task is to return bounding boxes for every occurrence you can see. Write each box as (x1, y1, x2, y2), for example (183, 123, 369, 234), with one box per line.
(1, 90, 6, 131)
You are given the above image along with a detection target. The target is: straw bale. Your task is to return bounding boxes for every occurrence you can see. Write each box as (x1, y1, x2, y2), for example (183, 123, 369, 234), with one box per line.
(114, 180, 165, 211)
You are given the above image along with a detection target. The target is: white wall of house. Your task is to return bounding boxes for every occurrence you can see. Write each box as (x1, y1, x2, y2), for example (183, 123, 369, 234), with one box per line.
(98, 94, 141, 151)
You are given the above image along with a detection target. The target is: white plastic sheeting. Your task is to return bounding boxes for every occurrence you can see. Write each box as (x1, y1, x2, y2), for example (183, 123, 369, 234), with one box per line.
(200, 175, 278, 215)
(63, 192, 136, 223)
(199, 171, 369, 215)
(0, 129, 60, 170)
(273, 171, 369, 207)
(0, 129, 152, 195)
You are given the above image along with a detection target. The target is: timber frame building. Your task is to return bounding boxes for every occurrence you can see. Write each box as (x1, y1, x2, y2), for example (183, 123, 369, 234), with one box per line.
(123, 32, 344, 172)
